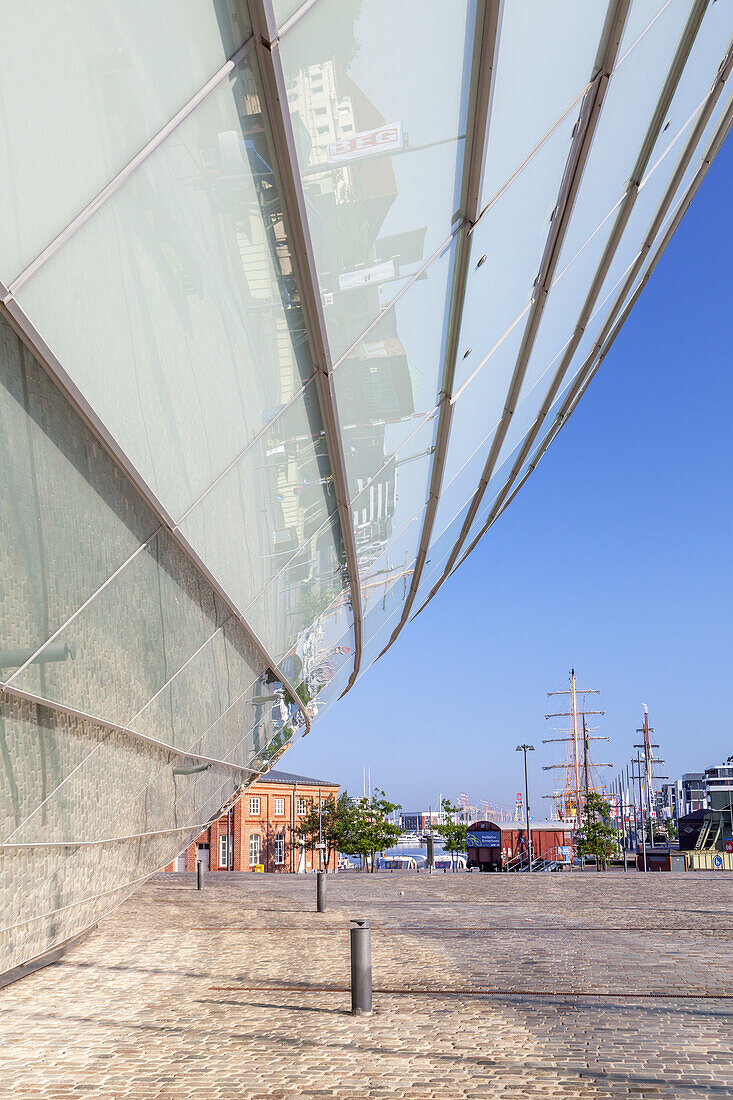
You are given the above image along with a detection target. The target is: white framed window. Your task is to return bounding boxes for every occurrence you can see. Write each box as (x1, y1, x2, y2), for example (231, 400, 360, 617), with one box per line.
(249, 834, 260, 867)
(219, 835, 229, 868)
(297, 797, 308, 815)
(274, 797, 285, 816)
(274, 834, 285, 865)
(249, 796, 260, 815)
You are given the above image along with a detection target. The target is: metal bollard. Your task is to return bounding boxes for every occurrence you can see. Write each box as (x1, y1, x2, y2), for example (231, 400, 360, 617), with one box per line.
(350, 918, 372, 1015)
(196, 859, 204, 890)
(316, 870, 326, 913)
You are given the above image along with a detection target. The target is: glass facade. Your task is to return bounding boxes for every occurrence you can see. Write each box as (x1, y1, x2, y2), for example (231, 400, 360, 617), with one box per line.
(1, 0, 731, 979)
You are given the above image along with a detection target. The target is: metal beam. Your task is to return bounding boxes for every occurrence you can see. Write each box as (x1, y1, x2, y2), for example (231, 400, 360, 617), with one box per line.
(464, 83, 733, 563)
(246, 0, 364, 694)
(376, 0, 504, 659)
(417, 0, 714, 619)
(453, 38, 733, 569)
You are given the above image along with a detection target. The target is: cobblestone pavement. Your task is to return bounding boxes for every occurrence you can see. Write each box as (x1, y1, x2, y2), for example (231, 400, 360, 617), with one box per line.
(2, 871, 732, 1098)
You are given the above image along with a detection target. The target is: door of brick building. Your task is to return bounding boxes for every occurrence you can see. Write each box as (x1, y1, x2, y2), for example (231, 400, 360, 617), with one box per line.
(196, 844, 210, 871)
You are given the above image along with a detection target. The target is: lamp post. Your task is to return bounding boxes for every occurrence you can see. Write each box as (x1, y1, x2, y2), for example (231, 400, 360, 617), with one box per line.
(516, 744, 535, 872)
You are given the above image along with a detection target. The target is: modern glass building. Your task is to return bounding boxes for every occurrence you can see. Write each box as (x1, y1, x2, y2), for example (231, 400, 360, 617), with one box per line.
(1, 0, 731, 980)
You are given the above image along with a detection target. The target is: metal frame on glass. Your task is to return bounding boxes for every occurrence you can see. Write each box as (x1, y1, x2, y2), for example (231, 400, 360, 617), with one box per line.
(417, 0, 711, 619)
(377, 0, 504, 659)
(455, 69, 733, 576)
(245, 0, 364, 693)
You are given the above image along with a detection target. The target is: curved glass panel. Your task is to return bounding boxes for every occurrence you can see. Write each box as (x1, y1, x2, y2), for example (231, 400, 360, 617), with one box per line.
(334, 239, 453, 498)
(0, 318, 158, 669)
(278, 0, 474, 362)
(479, 1, 607, 209)
(179, 380, 337, 618)
(0, 0, 252, 282)
(454, 108, 578, 396)
(17, 53, 314, 520)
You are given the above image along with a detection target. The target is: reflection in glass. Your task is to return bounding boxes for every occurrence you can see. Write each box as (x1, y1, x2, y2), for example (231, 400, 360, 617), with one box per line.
(279, 0, 473, 362)
(0, 0, 252, 282)
(180, 380, 338, 618)
(18, 54, 316, 520)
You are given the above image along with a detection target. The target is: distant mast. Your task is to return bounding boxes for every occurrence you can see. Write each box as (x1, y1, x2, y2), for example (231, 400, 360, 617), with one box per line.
(543, 670, 612, 828)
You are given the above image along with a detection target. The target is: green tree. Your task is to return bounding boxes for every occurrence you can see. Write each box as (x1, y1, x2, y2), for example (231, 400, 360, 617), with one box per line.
(436, 798, 467, 870)
(343, 789, 402, 871)
(577, 792, 617, 869)
(296, 792, 348, 868)
(298, 789, 402, 871)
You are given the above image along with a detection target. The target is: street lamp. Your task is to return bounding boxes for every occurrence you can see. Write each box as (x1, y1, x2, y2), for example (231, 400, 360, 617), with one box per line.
(721, 752, 726, 844)
(516, 744, 535, 872)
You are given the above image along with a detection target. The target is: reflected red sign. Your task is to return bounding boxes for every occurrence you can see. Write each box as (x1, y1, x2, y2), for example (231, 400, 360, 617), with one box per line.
(327, 122, 403, 164)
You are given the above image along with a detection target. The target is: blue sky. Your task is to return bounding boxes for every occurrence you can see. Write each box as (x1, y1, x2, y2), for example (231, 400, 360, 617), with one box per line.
(286, 132, 733, 814)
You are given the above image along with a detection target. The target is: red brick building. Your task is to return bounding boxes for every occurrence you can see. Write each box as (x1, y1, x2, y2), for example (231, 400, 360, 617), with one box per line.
(164, 770, 340, 874)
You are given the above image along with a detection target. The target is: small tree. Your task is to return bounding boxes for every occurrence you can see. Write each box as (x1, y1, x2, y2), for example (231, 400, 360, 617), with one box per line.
(577, 792, 617, 869)
(296, 790, 402, 871)
(296, 792, 350, 868)
(436, 798, 467, 870)
(347, 789, 402, 872)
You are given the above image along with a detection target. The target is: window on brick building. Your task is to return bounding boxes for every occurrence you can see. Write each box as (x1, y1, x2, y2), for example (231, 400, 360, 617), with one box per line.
(274, 797, 285, 815)
(249, 834, 260, 867)
(274, 835, 285, 864)
(249, 797, 260, 815)
(297, 797, 307, 815)
(219, 835, 229, 868)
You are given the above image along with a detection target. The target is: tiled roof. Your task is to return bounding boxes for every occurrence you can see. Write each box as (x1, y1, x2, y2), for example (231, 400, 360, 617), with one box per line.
(253, 769, 339, 788)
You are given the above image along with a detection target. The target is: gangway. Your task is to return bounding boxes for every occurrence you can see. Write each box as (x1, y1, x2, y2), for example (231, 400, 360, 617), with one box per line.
(503, 846, 566, 872)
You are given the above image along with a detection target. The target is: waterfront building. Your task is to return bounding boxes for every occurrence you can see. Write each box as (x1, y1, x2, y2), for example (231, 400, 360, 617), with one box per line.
(704, 761, 733, 813)
(164, 770, 339, 874)
(2, 2, 733, 983)
(660, 782, 679, 821)
(679, 772, 710, 817)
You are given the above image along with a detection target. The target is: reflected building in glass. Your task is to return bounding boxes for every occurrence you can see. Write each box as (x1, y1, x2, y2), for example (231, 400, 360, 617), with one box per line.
(1, 0, 731, 980)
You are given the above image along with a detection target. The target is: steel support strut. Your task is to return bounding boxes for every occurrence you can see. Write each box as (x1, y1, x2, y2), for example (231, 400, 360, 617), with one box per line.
(449, 20, 732, 578)
(245, 0, 364, 695)
(498, 87, 733, 524)
(415, 0, 634, 618)
(375, 0, 504, 659)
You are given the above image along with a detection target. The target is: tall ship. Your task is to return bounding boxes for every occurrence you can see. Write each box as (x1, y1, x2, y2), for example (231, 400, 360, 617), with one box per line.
(542, 670, 613, 828)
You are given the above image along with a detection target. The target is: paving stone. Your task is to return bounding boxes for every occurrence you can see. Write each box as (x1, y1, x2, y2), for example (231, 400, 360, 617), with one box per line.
(0, 871, 732, 1097)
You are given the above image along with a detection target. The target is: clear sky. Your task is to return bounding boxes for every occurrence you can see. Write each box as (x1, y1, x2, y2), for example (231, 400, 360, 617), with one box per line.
(285, 132, 733, 815)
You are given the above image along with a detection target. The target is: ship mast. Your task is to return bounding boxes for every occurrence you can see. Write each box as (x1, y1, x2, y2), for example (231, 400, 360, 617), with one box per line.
(571, 670, 581, 822)
(543, 669, 611, 829)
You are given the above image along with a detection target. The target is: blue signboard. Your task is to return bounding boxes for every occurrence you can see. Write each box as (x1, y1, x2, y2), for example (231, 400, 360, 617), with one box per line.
(713, 854, 723, 870)
(466, 830, 500, 848)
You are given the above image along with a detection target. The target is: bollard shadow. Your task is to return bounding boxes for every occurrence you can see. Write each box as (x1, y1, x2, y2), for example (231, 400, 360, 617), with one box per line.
(196, 997, 348, 1016)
